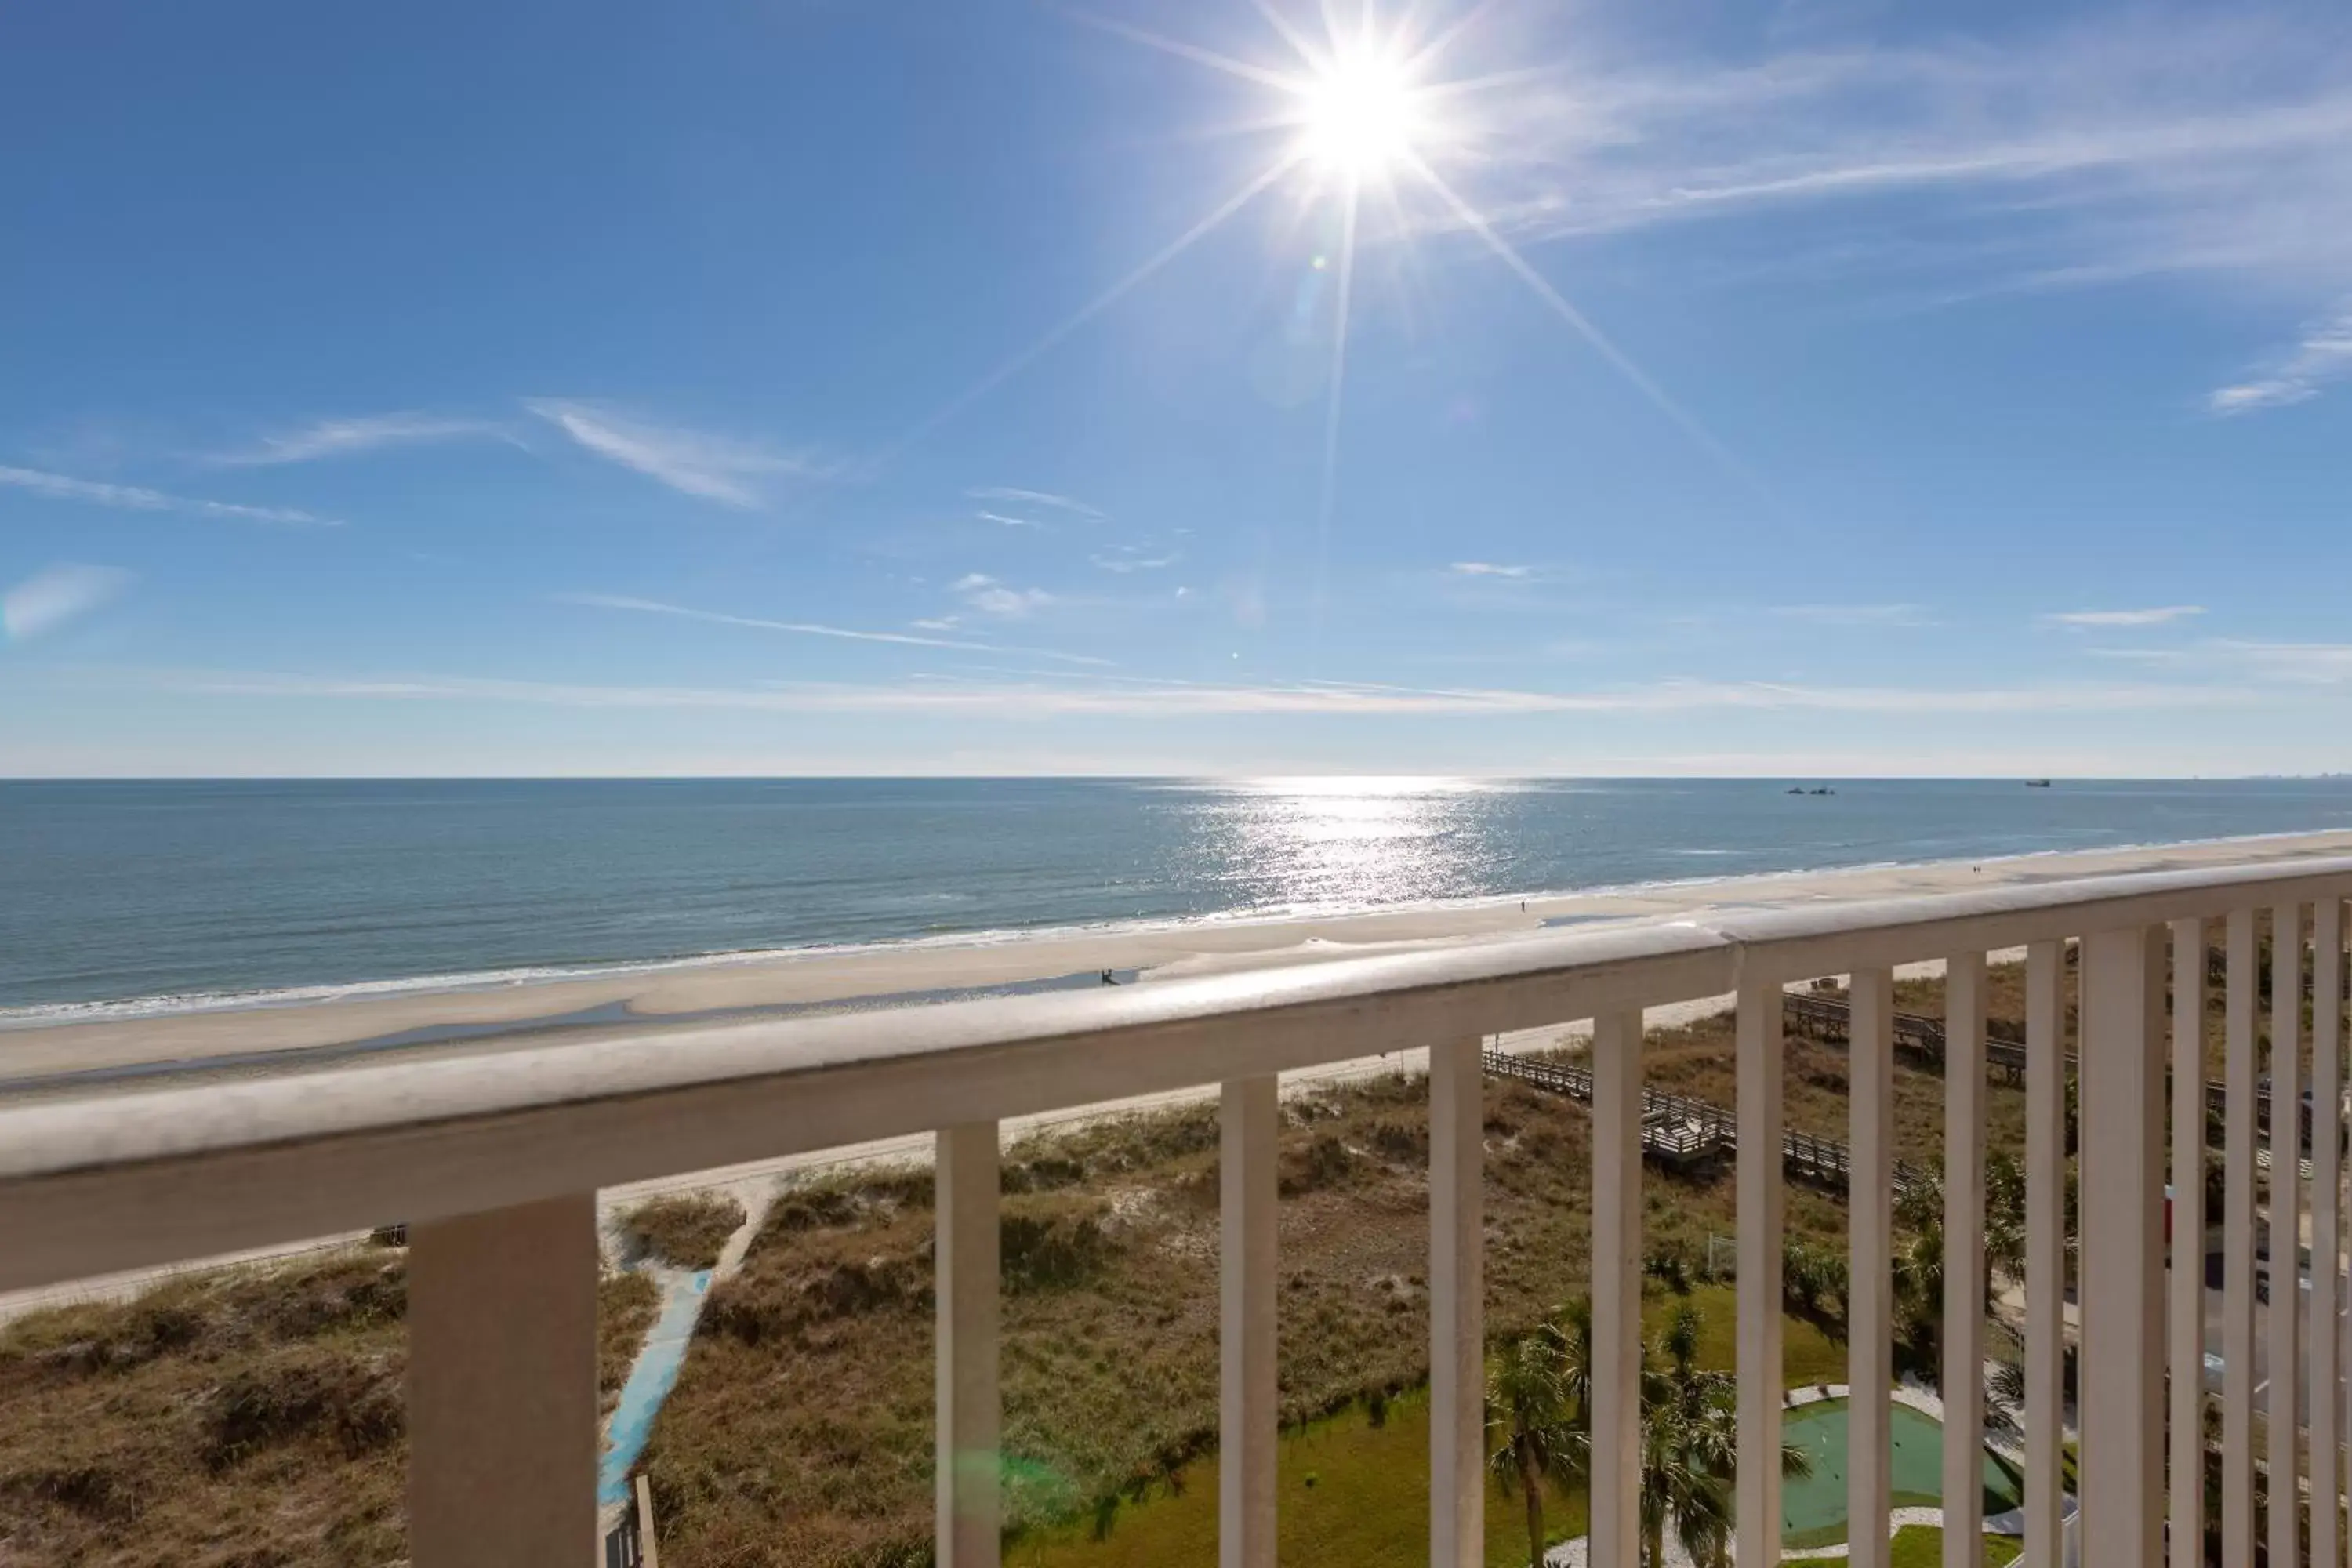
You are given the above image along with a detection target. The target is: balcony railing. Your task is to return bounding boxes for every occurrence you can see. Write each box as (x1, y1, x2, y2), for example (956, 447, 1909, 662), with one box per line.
(4, 854, 2350, 1567)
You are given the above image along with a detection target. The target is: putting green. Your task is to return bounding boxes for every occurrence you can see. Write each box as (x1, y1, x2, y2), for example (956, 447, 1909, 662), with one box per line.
(1779, 1398, 2026, 1550)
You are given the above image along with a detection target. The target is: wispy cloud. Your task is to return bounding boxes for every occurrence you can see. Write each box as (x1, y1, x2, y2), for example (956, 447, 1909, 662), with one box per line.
(2044, 605, 2205, 627)
(2209, 305, 2352, 413)
(132, 665, 2250, 719)
(911, 616, 962, 631)
(1091, 546, 1180, 573)
(1450, 561, 1534, 579)
(953, 573, 1055, 619)
(527, 401, 828, 507)
(977, 510, 1045, 529)
(1465, 11, 2352, 311)
(1772, 602, 1932, 626)
(2086, 637, 2352, 683)
(2210, 640, 2352, 683)
(3, 564, 132, 642)
(557, 592, 1108, 666)
(0, 465, 336, 526)
(966, 486, 1104, 520)
(209, 412, 508, 466)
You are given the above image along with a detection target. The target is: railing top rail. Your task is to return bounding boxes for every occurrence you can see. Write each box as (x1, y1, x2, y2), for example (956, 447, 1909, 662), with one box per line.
(4, 850, 2350, 1294)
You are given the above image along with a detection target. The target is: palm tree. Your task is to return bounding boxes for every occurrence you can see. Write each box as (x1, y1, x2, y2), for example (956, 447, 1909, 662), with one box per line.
(1488, 1313, 1588, 1568)
(1635, 1302, 1813, 1568)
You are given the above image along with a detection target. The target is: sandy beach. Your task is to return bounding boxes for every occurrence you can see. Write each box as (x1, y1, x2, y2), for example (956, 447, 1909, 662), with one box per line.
(4, 826, 2346, 1323)
(9, 826, 2351, 1091)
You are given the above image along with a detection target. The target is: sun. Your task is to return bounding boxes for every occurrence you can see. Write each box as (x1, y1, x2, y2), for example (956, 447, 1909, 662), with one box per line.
(1295, 52, 1426, 180)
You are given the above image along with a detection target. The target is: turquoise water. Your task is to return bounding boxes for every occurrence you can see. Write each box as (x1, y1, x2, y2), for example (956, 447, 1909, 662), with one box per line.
(7, 775, 2351, 1019)
(1780, 1397, 2024, 1547)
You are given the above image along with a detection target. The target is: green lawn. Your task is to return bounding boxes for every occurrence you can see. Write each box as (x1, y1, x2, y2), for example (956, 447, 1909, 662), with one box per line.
(1011, 1286, 1847, 1568)
(1792, 1526, 2024, 1568)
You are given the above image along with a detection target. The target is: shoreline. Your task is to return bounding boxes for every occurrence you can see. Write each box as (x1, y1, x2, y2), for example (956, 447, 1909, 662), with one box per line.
(8, 824, 2352, 1091)
(9, 818, 2346, 1033)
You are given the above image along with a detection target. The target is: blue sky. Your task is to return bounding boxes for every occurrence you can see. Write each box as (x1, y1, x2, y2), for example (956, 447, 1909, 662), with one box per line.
(4, 0, 2350, 776)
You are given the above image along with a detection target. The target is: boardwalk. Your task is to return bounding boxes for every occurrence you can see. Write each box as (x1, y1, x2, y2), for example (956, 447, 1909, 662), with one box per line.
(1780, 989, 2319, 1155)
(1481, 1048, 1927, 1196)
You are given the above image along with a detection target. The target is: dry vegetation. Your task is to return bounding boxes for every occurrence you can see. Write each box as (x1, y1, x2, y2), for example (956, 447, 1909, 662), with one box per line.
(23, 947, 2268, 1568)
(0, 1241, 659, 1566)
(644, 961, 2049, 1568)
(622, 1193, 750, 1272)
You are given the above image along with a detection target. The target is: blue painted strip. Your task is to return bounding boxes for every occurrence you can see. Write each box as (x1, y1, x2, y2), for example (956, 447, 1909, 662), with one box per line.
(599, 1269, 712, 1505)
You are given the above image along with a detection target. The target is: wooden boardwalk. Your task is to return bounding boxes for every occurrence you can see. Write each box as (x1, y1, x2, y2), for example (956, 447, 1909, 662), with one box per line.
(1780, 989, 2315, 1150)
(1481, 1049, 1927, 1196)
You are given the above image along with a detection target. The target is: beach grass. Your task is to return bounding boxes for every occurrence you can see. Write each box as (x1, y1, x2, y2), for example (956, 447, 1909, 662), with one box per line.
(0, 1244, 660, 1565)
(0, 962, 2039, 1566)
(644, 968, 2016, 1566)
(622, 1192, 748, 1272)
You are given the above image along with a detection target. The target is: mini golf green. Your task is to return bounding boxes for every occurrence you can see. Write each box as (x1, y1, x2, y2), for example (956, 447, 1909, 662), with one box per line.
(1779, 1398, 2026, 1550)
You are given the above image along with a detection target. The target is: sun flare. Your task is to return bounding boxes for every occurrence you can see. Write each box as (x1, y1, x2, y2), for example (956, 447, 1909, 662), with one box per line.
(1296, 52, 1425, 179)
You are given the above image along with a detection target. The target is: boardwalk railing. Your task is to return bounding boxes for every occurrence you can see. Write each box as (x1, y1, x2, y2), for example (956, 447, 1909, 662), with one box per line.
(4, 857, 2351, 1567)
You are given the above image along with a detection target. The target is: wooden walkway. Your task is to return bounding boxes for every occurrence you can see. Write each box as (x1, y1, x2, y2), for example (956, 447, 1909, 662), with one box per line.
(1780, 990, 2318, 1151)
(1481, 1049, 1926, 1196)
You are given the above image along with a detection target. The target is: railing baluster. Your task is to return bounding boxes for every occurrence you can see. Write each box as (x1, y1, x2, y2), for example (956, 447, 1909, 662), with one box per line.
(408, 1193, 597, 1568)
(1430, 1037, 1485, 1568)
(2169, 922, 2208, 1568)
(1849, 967, 1895, 1568)
(2080, 925, 2166, 1568)
(2226, 907, 2259, 1568)
(1592, 1010, 1644, 1568)
(2313, 898, 2343, 1568)
(936, 1122, 1001, 1568)
(1943, 950, 1987, 1568)
(2026, 940, 2067, 1568)
(1220, 1075, 1278, 1568)
(2272, 905, 2305, 1568)
(1736, 978, 1784, 1566)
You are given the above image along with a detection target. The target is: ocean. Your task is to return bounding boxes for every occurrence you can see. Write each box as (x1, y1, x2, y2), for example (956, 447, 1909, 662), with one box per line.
(6, 775, 2352, 1023)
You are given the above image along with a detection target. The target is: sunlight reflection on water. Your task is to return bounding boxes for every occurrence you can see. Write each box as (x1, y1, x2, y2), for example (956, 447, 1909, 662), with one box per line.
(1185, 776, 1518, 913)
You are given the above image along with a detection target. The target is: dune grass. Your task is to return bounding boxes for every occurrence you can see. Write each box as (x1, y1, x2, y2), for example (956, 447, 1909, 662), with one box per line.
(643, 978, 1969, 1567)
(0, 1243, 660, 1565)
(622, 1192, 749, 1272)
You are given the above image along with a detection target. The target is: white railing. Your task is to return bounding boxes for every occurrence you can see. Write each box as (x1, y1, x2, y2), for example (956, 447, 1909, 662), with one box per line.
(5, 855, 2351, 1568)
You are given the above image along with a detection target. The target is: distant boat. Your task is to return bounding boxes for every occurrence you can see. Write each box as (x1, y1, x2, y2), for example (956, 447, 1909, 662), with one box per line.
(1809, 787, 1835, 796)
(1786, 786, 1806, 795)
(2025, 779, 2052, 788)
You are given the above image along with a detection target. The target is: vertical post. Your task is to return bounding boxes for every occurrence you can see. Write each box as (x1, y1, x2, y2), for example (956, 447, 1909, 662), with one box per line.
(1736, 979, 1785, 1566)
(1592, 1011, 1644, 1568)
(1430, 1038, 1485, 1568)
(2080, 925, 2166, 1568)
(2225, 908, 2259, 1568)
(1849, 967, 1896, 1568)
(1944, 951, 1988, 1568)
(408, 1193, 597, 1568)
(1221, 1076, 1278, 1568)
(2169, 922, 2207, 1568)
(633, 1472, 662, 1568)
(937, 1122, 1001, 1568)
(2026, 940, 2067, 1568)
(2270, 905, 2304, 1568)
(2314, 899, 2344, 1568)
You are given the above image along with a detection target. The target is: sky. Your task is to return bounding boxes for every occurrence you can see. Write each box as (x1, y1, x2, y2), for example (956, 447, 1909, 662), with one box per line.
(4, 0, 2351, 778)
